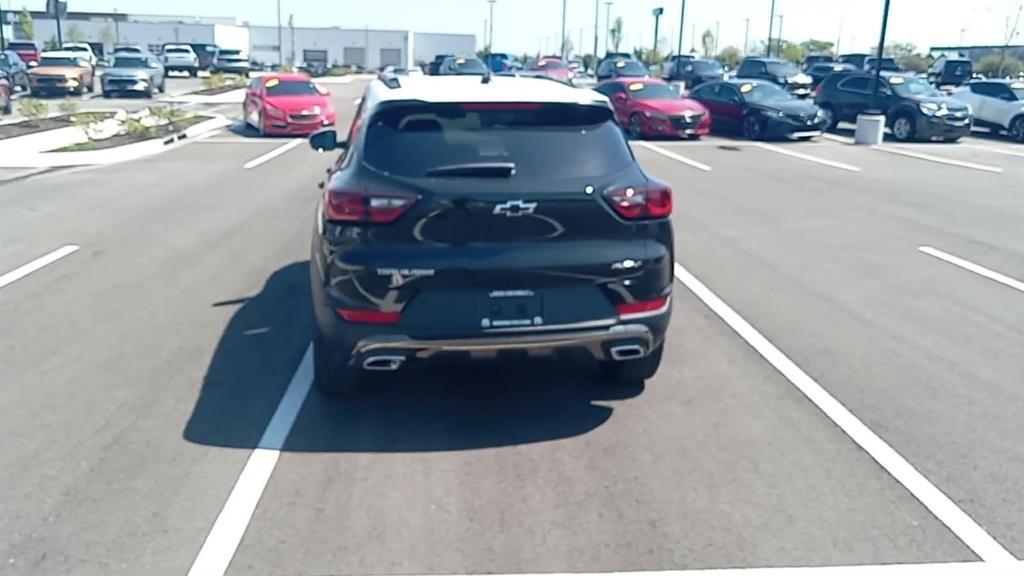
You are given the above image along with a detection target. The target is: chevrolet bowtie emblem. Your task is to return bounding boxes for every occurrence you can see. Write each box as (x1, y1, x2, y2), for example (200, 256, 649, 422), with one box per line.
(493, 200, 538, 217)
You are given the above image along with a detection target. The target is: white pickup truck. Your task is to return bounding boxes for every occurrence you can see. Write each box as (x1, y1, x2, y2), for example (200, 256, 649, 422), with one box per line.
(951, 80, 1024, 141)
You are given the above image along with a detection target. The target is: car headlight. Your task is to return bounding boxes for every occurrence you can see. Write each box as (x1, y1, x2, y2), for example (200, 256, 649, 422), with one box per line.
(643, 111, 669, 121)
(776, 110, 786, 117)
(265, 104, 286, 119)
(815, 108, 825, 119)
(919, 102, 940, 116)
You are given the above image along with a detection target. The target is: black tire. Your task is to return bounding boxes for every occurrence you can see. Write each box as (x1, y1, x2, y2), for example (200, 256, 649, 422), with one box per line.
(190, 68, 198, 77)
(102, 90, 111, 99)
(819, 104, 838, 131)
(257, 111, 266, 137)
(891, 114, 916, 142)
(601, 343, 664, 385)
(628, 114, 644, 140)
(1009, 115, 1024, 143)
(313, 333, 363, 397)
(742, 114, 764, 140)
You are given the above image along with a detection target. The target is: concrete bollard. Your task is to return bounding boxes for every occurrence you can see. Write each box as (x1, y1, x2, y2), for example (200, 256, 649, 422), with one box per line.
(854, 114, 885, 145)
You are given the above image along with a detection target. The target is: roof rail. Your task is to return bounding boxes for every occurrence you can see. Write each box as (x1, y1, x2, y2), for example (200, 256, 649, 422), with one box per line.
(378, 72, 401, 89)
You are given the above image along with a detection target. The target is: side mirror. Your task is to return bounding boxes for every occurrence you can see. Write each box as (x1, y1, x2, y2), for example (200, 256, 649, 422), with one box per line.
(612, 92, 628, 102)
(309, 129, 346, 152)
(316, 85, 330, 96)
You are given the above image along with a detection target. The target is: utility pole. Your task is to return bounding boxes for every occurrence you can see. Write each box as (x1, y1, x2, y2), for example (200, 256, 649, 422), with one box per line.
(0, 5, 6, 50)
(276, 0, 283, 67)
(604, 1, 613, 54)
(767, 0, 777, 57)
(579, 27, 584, 58)
(714, 20, 720, 55)
(560, 0, 567, 58)
(487, 0, 495, 53)
(677, 0, 686, 57)
(289, 13, 295, 67)
(743, 18, 750, 55)
(870, 0, 892, 112)
(55, 0, 63, 46)
(592, 0, 599, 68)
(776, 14, 784, 56)
(652, 7, 664, 60)
(835, 19, 843, 56)
(113, 9, 120, 44)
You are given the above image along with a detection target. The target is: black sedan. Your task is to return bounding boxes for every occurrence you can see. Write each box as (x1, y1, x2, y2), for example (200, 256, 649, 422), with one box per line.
(689, 79, 827, 140)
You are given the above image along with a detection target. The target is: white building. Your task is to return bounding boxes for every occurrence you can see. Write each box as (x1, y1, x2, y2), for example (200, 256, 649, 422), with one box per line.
(10, 10, 475, 68)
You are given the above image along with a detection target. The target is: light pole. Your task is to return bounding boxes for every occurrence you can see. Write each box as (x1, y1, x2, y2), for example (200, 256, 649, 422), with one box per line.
(870, 0, 892, 112)
(766, 0, 777, 57)
(776, 14, 783, 56)
(560, 0, 567, 59)
(276, 0, 283, 67)
(677, 0, 686, 56)
(487, 0, 495, 54)
(714, 20, 719, 55)
(592, 0, 599, 68)
(743, 18, 750, 55)
(605, 1, 613, 54)
(0, 5, 6, 50)
(652, 7, 664, 60)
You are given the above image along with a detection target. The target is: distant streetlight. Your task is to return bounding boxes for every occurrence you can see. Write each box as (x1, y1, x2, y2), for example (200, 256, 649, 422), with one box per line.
(776, 14, 784, 56)
(766, 0, 777, 57)
(592, 0, 599, 68)
(677, 0, 686, 57)
(652, 7, 664, 58)
(870, 0, 892, 112)
(487, 0, 495, 53)
(744, 18, 750, 55)
(604, 1, 613, 54)
(277, 0, 283, 67)
(560, 0, 568, 58)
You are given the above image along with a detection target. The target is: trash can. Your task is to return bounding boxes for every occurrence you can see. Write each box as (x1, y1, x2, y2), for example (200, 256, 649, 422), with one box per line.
(855, 114, 885, 145)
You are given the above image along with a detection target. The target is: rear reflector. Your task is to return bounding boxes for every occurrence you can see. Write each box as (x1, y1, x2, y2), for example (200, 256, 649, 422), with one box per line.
(325, 187, 418, 223)
(336, 309, 402, 325)
(616, 296, 670, 318)
(603, 182, 672, 220)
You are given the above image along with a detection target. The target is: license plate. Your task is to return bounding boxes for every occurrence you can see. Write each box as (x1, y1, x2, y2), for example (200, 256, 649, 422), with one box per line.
(479, 290, 544, 329)
(792, 130, 821, 138)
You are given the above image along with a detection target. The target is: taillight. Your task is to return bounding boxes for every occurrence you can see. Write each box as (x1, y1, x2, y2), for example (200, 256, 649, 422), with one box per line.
(324, 187, 417, 223)
(602, 183, 672, 220)
(336, 308, 401, 324)
(616, 296, 670, 319)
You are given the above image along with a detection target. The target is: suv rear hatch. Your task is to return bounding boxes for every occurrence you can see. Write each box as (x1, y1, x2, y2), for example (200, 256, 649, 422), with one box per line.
(320, 100, 673, 335)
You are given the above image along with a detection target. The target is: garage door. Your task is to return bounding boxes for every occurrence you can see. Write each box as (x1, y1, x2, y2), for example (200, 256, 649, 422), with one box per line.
(380, 48, 402, 67)
(343, 47, 365, 66)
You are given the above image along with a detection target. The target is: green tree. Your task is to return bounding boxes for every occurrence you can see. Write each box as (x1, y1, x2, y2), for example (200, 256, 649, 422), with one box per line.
(977, 54, 1023, 78)
(43, 36, 59, 50)
(779, 40, 806, 63)
(898, 54, 929, 73)
(610, 17, 624, 52)
(18, 7, 35, 40)
(66, 24, 86, 43)
(98, 25, 116, 47)
(582, 53, 595, 71)
(716, 46, 742, 69)
(800, 39, 835, 56)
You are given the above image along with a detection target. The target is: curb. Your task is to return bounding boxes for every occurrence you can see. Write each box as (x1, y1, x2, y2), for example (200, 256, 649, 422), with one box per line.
(0, 114, 231, 168)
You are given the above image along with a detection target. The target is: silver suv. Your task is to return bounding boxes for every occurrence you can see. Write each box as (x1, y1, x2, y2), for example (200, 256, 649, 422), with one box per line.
(161, 44, 199, 77)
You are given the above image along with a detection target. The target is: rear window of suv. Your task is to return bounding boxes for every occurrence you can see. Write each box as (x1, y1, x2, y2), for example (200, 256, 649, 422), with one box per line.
(363, 103, 633, 179)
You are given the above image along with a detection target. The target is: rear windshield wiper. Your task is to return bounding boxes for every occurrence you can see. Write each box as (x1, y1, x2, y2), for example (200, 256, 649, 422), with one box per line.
(425, 162, 516, 178)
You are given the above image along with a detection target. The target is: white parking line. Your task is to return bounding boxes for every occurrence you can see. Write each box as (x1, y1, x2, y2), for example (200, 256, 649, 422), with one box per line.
(242, 139, 303, 169)
(821, 133, 856, 145)
(755, 142, 861, 172)
(0, 245, 80, 290)
(406, 562, 1018, 576)
(919, 246, 1024, 294)
(186, 344, 313, 576)
(960, 144, 1024, 159)
(672, 261, 1017, 564)
(634, 141, 713, 172)
(872, 146, 1003, 173)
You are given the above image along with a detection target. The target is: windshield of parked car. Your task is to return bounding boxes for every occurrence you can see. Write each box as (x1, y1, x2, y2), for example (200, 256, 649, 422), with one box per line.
(265, 79, 320, 96)
(38, 57, 84, 67)
(450, 58, 488, 74)
(765, 61, 800, 77)
(63, 46, 89, 53)
(692, 61, 723, 74)
(165, 47, 192, 54)
(112, 57, 148, 68)
(890, 77, 942, 97)
(612, 61, 649, 76)
(742, 82, 794, 103)
(629, 83, 681, 100)
(219, 50, 246, 60)
(364, 103, 631, 179)
(532, 59, 567, 69)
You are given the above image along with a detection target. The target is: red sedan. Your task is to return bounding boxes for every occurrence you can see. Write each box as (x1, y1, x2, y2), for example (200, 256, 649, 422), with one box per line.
(243, 73, 336, 136)
(526, 57, 574, 84)
(595, 78, 711, 139)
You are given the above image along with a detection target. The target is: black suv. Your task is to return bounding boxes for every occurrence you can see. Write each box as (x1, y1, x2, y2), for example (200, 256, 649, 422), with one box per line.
(667, 58, 725, 89)
(305, 75, 674, 396)
(736, 57, 813, 96)
(814, 71, 972, 141)
(927, 57, 973, 87)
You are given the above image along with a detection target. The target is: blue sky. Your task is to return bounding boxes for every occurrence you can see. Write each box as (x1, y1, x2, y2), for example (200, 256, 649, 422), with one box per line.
(9, 0, 1023, 55)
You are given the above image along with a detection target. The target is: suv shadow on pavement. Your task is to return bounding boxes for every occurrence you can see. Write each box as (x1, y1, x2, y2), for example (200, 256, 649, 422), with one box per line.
(183, 261, 641, 453)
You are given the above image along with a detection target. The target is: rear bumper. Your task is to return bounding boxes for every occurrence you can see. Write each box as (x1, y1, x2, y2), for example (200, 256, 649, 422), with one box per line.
(351, 322, 659, 367)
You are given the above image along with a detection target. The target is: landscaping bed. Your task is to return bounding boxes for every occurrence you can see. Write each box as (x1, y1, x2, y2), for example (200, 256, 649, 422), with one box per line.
(0, 113, 114, 140)
(52, 116, 208, 152)
(190, 84, 247, 96)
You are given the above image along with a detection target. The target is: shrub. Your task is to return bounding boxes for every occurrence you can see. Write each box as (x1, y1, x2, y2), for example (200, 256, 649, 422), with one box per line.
(202, 73, 226, 89)
(976, 54, 1023, 78)
(57, 99, 80, 116)
(123, 117, 156, 138)
(18, 99, 49, 126)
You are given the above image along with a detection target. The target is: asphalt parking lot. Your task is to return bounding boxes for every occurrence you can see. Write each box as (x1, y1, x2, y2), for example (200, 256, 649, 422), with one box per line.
(1, 78, 1023, 576)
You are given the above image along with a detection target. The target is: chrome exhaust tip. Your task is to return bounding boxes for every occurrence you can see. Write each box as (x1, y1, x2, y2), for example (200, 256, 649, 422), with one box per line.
(609, 345, 646, 361)
(362, 355, 406, 371)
